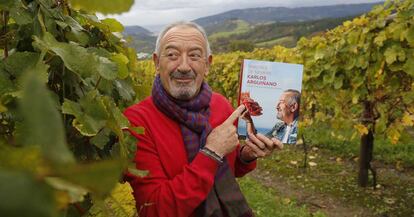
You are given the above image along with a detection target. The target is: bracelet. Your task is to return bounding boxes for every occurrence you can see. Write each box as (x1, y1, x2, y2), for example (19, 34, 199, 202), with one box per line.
(200, 147, 224, 164)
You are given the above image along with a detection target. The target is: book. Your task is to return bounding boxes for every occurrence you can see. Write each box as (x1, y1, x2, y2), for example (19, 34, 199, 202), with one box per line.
(237, 59, 304, 144)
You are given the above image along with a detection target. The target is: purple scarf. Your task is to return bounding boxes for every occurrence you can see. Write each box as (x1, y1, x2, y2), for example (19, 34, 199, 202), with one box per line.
(152, 75, 253, 217)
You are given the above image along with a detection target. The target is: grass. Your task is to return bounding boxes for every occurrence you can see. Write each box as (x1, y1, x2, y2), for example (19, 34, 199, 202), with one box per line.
(301, 122, 414, 167)
(258, 145, 414, 217)
(208, 20, 250, 40)
(238, 176, 325, 217)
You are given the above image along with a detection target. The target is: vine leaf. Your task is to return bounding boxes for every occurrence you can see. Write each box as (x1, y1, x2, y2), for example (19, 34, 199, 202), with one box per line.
(68, 0, 134, 14)
(62, 90, 109, 136)
(33, 32, 118, 81)
(0, 171, 57, 217)
(20, 58, 75, 164)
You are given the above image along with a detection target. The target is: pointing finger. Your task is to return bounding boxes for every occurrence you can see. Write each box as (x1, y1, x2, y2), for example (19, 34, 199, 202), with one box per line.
(224, 105, 246, 125)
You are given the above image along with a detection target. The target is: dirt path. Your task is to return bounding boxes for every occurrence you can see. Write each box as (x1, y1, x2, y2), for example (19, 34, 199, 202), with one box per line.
(247, 167, 374, 217)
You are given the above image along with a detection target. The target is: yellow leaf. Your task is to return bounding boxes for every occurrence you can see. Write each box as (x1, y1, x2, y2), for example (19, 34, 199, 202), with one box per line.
(290, 161, 298, 165)
(308, 162, 317, 167)
(0, 103, 7, 112)
(354, 124, 368, 135)
(55, 191, 71, 210)
(387, 127, 401, 144)
(402, 113, 414, 126)
(396, 161, 404, 172)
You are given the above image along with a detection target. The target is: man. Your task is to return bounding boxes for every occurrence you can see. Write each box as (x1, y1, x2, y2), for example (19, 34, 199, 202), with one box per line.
(266, 89, 301, 144)
(123, 21, 282, 217)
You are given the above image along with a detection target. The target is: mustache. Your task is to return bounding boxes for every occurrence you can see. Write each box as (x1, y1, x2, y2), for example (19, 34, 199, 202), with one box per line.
(170, 70, 196, 79)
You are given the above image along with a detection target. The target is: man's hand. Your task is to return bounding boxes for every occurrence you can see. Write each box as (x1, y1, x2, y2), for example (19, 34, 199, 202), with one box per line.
(241, 132, 283, 162)
(205, 105, 246, 157)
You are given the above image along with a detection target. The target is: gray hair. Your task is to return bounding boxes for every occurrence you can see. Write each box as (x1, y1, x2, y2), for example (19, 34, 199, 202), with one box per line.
(154, 21, 212, 58)
(284, 89, 301, 118)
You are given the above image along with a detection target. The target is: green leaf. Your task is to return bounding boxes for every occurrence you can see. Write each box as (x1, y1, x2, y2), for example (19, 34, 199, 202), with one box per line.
(102, 97, 129, 139)
(20, 59, 74, 164)
(33, 32, 118, 81)
(102, 18, 124, 32)
(4, 52, 40, 80)
(111, 53, 129, 79)
(0, 170, 57, 217)
(0, 0, 14, 10)
(406, 26, 414, 47)
(129, 127, 145, 135)
(56, 159, 124, 198)
(114, 79, 135, 101)
(68, 0, 134, 14)
(374, 31, 387, 47)
(384, 46, 398, 65)
(334, 75, 343, 89)
(10, 1, 33, 25)
(403, 56, 414, 76)
(0, 65, 14, 96)
(91, 128, 111, 150)
(45, 177, 88, 203)
(62, 91, 109, 136)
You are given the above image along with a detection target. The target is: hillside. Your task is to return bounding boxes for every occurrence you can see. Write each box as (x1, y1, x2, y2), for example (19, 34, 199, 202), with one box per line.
(123, 2, 384, 55)
(209, 16, 354, 53)
(123, 26, 156, 54)
(193, 2, 383, 27)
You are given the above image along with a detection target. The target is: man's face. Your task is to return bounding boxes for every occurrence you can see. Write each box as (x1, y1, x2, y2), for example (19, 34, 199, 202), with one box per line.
(276, 93, 293, 122)
(153, 26, 212, 100)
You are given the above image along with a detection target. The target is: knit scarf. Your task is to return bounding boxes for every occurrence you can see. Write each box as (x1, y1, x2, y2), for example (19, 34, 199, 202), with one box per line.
(152, 75, 253, 217)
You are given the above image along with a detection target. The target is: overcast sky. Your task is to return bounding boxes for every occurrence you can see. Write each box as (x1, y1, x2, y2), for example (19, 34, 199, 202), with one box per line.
(101, 0, 383, 29)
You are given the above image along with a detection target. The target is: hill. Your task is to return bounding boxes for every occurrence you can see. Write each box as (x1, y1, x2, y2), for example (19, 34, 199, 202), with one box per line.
(123, 26, 156, 54)
(193, 2, 383, 27)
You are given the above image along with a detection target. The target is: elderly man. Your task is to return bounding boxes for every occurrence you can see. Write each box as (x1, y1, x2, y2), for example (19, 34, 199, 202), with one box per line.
(266, 89, 301, 144)
(123, 21, 282, 217)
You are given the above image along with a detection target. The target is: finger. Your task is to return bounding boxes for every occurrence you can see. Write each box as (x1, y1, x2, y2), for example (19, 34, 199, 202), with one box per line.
(271, 138, 284, 150)
(256, 133, 274, 149)
(224, 105, 246, 125)
(247, 131, 266, 150)
(245, 140, 266, 157)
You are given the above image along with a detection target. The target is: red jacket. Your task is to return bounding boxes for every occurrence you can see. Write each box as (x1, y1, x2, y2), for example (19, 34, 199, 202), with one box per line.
(123, 93, 256, 217)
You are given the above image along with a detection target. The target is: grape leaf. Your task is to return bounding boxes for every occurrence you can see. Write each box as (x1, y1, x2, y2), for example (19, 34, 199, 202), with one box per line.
(20, 59, 74, 164)
(0, 170, 57, 217)
(68, 0, 134, 14)
(33, 32, 118, 81)
(62, 90, 109, 136)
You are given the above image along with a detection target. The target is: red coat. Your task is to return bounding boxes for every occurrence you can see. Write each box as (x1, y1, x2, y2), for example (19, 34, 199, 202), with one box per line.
(123, 93, 256, 217)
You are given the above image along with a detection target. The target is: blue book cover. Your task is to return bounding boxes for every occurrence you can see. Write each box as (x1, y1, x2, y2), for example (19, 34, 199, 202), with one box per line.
(237, 59, 303, 144)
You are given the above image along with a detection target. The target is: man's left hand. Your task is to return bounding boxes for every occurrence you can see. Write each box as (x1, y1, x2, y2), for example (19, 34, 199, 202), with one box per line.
(240, 133, 283, 162)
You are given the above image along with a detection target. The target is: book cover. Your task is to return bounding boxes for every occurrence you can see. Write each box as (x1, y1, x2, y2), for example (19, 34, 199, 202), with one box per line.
(237, 59, 304, 144)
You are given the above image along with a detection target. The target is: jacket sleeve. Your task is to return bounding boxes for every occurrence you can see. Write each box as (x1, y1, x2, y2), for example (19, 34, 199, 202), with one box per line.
(124, 111, 219, 217)
(234, 145, 257, 177)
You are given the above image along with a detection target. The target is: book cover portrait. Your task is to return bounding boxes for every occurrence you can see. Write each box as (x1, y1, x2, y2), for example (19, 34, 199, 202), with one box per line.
(238, 59, 303, 144)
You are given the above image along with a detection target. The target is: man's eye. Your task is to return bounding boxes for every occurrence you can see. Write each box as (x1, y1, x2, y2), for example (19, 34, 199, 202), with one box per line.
(189, 53, 201, 60)
(167, 52, 179, 60)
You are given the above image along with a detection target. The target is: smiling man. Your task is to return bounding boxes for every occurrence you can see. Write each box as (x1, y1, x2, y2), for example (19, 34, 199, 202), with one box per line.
(123, 21, 282, 217)
(266, 89, 301, 144)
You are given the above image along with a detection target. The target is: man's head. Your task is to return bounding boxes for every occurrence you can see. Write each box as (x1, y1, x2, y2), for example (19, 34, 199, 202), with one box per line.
(153, 21, 212, 100)
(276, 89, 301, 124)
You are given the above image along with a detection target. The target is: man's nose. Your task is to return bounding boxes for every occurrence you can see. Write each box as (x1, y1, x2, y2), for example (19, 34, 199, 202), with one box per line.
(177, 55, 191, 72)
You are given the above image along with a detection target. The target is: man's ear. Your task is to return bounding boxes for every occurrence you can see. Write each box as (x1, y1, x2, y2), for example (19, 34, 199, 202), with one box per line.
(205, 55, 213, 76)
(153, 53, 160, 73)
(290, 103, 298, 113)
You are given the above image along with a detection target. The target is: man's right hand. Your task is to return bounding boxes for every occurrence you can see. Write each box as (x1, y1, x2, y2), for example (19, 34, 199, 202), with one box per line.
(204, 105, 246, 158)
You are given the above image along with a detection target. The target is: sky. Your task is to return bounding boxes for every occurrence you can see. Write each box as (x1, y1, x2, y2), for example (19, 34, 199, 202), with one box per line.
(101, 0, 383, 30)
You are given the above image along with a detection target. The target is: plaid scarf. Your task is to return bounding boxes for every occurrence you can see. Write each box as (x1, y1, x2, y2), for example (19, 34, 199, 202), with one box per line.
(152, 75, 253, 217)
